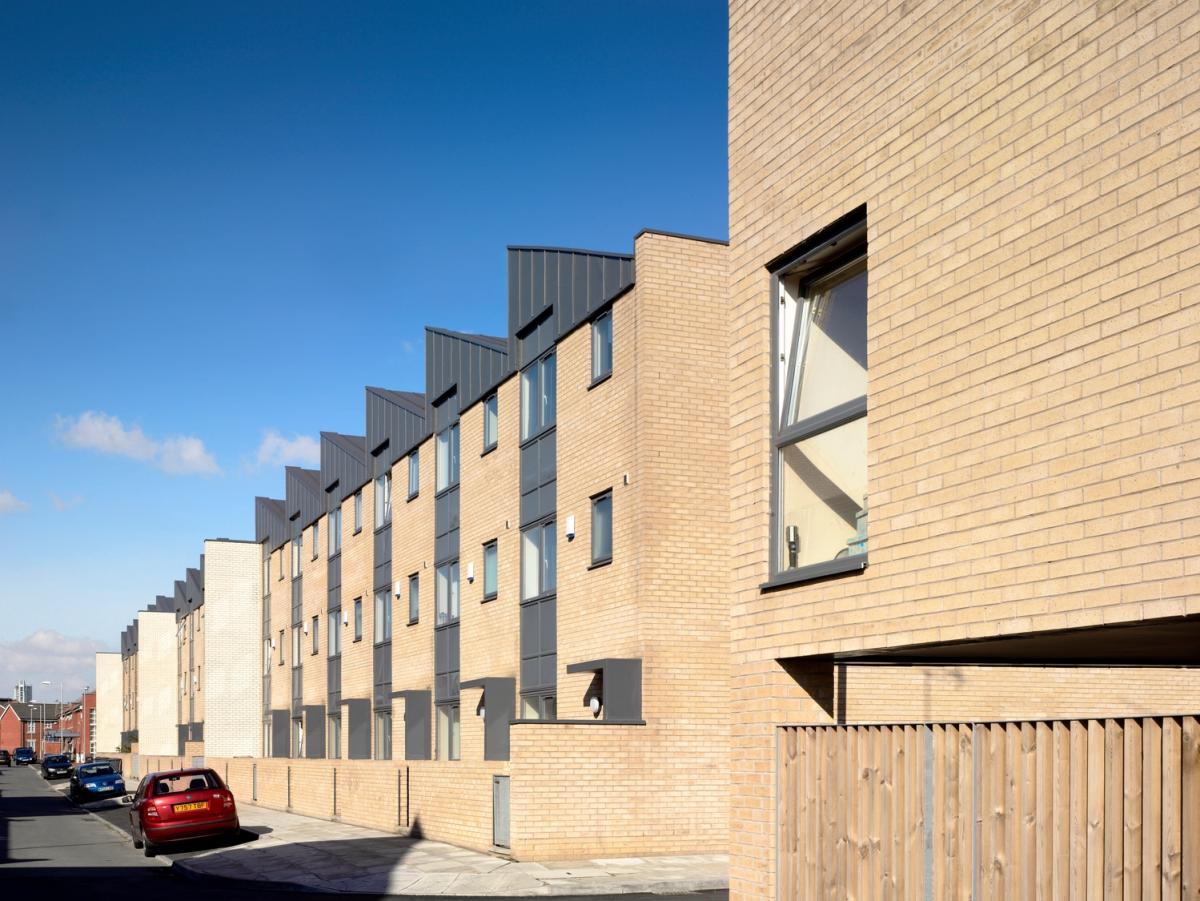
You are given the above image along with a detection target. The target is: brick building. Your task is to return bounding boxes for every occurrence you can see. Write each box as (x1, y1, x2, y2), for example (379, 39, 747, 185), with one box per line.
(0, 701, 64, 758)
(727, 0, 1199, 897)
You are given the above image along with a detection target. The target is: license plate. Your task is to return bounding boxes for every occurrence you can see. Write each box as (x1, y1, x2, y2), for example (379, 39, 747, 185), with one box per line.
(173, 801, 207, 812)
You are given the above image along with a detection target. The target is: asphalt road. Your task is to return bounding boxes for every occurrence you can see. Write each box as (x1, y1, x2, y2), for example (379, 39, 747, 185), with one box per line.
(0, 764, 726, 900)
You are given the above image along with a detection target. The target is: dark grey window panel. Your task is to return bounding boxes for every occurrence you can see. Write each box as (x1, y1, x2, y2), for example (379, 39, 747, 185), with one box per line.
(327, 555, 341, 592)
(303, 705, 326, 758)
(176, 724, 187, 756)
(291, 580, 303, 625)
(320, 432, 367, 505)
(507, 247, 634, 353)
(393, 690, 431, 760)
(520, 480, 556, 530)
(461, 677, 514, 762)
(366, 387, 427, 474)
(565, 658, 642, 722)
(516, 313, 556, 368)
(291, 667, 302, 712)
(434, 487, 460, 564)
(373, 524, 392, 591)
(327, 656, 341, 702)
(344, 699, 371, 760)
(255, 497, 289, 551)
(519, 597, 556, 693)
(519, 432, 557, 527)
(189, 722, 203, 742)
(373, 642, 392, 708)
(425, 328, 511, 414)
(434, 623, 460, 703)
(286, 467, 324, 534)
(271, 710, 290, 759)
(431, 389, 459, 431)
(327, 583, 341, 614)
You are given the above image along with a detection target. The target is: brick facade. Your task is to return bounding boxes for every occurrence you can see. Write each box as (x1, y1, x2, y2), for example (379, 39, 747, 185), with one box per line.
(95, 652, 122, 754)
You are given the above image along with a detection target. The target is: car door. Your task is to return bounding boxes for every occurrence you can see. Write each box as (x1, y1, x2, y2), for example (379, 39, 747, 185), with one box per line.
(130, 777, 148, 840)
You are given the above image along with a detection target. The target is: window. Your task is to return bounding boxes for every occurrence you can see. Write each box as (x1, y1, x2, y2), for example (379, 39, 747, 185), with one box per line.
(311, 521, 319, 560)
(329, 506, 342, 556)
(482, 541, 498, 600)
(483, 394, 498, 451)
(328, 716, 341, 760)
(374, 710, 392, 760)
(520, 352, 556, 441)
(374, 589, 391, 643)
(521, 520, 556, 600)
(408, 573, 419, 624)
(353, 599, 363, 642)
(278, 630, 284, 665)
(435, 562, 460, 625)
(292, 718, 304, 758)
(291, 535, 302, 577)
(521, 693, 556, 721)
(277, 549, 284, 581)
(774, 239, 868, 575)
(311, 616, 319, 655)
(437, 704, 460, 760)
(327, 609, 341, 657)
(591, 312, 612, 383)
(291, 626, 301, 664)
(353, 490, 362, 533)
(263, 639, 272, 675)
(263, 557, 270, 595)
(591, 491, 612, 565)
(408, 451, 419, 499)
(436, 423, 459, 492)
(375, 473, 391, 528)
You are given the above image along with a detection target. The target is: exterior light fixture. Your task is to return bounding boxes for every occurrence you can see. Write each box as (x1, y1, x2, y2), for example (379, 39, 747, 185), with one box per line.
(342, 609, 350, 626)
(565, 515, 576, 541)
(589, 696, 602, 717)
(477, 705, 486, 719)
(467, 561, 475, 583)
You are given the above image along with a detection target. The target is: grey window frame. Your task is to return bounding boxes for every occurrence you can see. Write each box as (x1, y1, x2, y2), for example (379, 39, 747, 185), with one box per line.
(374, 473, 391, 529)
(407, 572, 419, 624)
(590, 311, 612, 385)
(329, 506, 342, 556)
(291, 535, 302, 578)
(311, 615, 319, 655)
(436, 423, 460, 493)
(436, 703, 460, 761)
(407, 451, 419, 500)
(374, 589, 391, 644)
(435, 561, 460, 626)
(327, 715, 341, 760)
(327, 609, 341, 657)
(353, 598, 363, 642)
(374, 709, 392, 760)
(482, 540, 498, 601)
(520, 518, 556, 602)
(482, 394, 499, 453)
(353, 491, 362, 534)
(311, 521, 319, 560)
(590, 489, 613, 567)
(520, 351, 556, 443)
(767, 212, 869, 589)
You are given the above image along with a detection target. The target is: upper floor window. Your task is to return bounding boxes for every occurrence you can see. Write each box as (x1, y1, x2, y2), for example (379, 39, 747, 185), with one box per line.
(353, 598, 363, 642)
(374, 589, 391, 643)
(329, 506, 342, 556)
(291, 626, 301, 666)
(311, 615, 319, 655)
(263, 557, 271, 595)
(482, 540, 498, 600)
(408, 451, 419, 499)
(408, 573, 419, 624)
(520, 352, 556, 442)
(327, 609, 341, 657)
(353, 490, 362, 533)
(483, 394, 498, 452)
(591, 491, 613, 566)
(436, 424, 460, 492)
(773, 223, 867, 577)
(291, 535, 302, 578)
(311, 521, 319, 560)
(591, 312, 612, 383)
(375, 472, 391, 529)
(520, 520, 556, 600)
(435, 561, 460, 625)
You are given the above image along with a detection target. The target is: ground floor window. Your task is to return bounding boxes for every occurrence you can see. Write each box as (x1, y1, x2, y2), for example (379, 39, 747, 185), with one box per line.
(521, 693, 556, 721)
(374, 710, 392, 760)
(327, 715, 341, 759)
(263, 721, 271, 757)
(292, 717, 304, 758)
(436, 704, 460, 760)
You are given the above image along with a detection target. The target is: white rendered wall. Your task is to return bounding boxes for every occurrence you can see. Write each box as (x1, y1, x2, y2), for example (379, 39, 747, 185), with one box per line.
(135, 611, 177, 756)
(203, 539, 262, 758)
(94, 652, 122, 753)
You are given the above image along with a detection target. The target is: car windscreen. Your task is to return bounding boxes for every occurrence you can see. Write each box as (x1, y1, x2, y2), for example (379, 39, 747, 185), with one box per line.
(46, 756, 69, 765)
(151, 772, 219, 795)
(79, 765, 115, 777)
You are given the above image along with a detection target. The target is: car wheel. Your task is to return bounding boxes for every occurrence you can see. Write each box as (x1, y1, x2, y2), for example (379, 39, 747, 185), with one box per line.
(143, 841, 155, 857)
(132, 836, 143, 849)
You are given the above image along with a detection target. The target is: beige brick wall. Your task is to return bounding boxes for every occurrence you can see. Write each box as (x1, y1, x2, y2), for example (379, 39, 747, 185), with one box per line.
(136, 611, 178, 756)
(204, 539, 263, 758)
(728, 0, 1200, 896)
(95, 652, 122, 754)
(300, 516, 329, 717)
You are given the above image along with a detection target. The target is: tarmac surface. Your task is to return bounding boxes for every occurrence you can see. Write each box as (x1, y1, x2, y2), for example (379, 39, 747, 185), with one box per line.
(0, 762, 727, 899)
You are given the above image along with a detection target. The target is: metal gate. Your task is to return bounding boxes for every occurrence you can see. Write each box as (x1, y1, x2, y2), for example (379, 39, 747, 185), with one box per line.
(493, 775, 510, 849)
(778, 715, 1200, 899)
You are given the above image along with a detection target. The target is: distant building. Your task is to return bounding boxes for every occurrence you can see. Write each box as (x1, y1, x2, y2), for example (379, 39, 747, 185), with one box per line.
(14, 681, 32, 702)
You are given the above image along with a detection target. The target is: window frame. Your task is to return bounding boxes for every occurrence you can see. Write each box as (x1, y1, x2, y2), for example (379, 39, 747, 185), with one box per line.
(353, 598, 363, 642)
(481, 540, 498, 601)
(407, 573, 419, 625)
(311, 521, 319, 560)
(436, 703, 460, 761)
(520, 518, 557, 602)
(329, 506, 342, 556)
(291, 535, 302, 578)
(327, 609, 341, 657)
(589, 489, 613, 568)
(374, 709, 392, 760)
(311, 615, 319, 655)
(590, 311, 613, 386)
(435, 423, 460, 494)
(374, 473, 391, 530)
(482, 393, 498, 454)
(407, 452, 419, 500)
(353, 490, 362, 534)
(374, 589, 392, 644)
(767, 214, 869, 589)
(520, 351, 556, 444)
(327, 715, 341, 760)
(435, 561, 460, 626)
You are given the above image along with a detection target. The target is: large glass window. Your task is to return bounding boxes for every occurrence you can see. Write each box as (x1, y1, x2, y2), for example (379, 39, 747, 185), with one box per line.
(328, 506, 341, 556)
(521, 521, 556, 600)
(374, 710, 391, 760)
(591, 312, 612, 382)
(327, 609, 341, 657)
(408, 573, 419, 624)
(436, 424, 459, 492)
(291, 627, 301, 665)
(521, 693, 556, 721)
(327, 715, 341, 760)
(482, 541, 498, 599)
(374, 589, 391, 643)
(408, 452, 419, 499)
(374, 473, 391, 528)
(483, 394, 498, 451)
(591, 491, 612, 565)
(291, 535, 301, 578)
(775, 251, 868, 573)
(437, 704, 460, 760)
(435, 562, 460, 625)
(520, 353, 556, 441)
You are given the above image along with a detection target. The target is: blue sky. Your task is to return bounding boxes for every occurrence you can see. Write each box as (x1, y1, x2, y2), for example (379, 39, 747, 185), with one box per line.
(0, 2, 727, 699)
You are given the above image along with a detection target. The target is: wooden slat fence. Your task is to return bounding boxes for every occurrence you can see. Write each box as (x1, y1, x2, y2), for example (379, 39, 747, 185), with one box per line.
(778, 715, 1200, 900)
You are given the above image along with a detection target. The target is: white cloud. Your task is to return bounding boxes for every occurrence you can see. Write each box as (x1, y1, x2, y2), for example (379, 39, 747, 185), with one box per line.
(49, 492, 84, 511)
(0, 630, 109, 699)
(55, 411, 221, 476)
(0, 490, 31, 515)
(252, 429, 321, 469)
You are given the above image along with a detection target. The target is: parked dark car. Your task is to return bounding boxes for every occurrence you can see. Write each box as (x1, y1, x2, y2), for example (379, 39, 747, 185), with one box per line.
(0, 750, 11, 766)
(14, 748, 35, 766)
(128, 768, 239, 857)
(41, 754, 72, 779)
(70, 760, 126, 802)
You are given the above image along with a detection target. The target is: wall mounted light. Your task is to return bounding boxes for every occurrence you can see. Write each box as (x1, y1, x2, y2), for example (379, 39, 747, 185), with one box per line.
(466, 561, 475, 583)
(589, 695, 602, 717)
(477, 704, 486, 719)
(343, 610, 350, 627)
(565, 515, 576, 541)
(303, 622, 309, 635)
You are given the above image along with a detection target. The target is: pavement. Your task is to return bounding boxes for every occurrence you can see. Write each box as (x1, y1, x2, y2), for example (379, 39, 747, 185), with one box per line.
(39, 767, 727, 897)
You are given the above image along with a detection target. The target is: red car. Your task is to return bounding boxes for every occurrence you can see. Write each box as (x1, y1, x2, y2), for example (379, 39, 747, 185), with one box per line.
(128, 768, 239, 857)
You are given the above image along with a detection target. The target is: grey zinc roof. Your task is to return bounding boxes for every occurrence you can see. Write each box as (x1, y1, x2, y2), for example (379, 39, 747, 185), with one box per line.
(320, 432, 368, 506)
(286, 466, 324, 534)
(425, 327, 511, 413)
(365, 387, 428, 476)
(255, 496, 289, 551)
